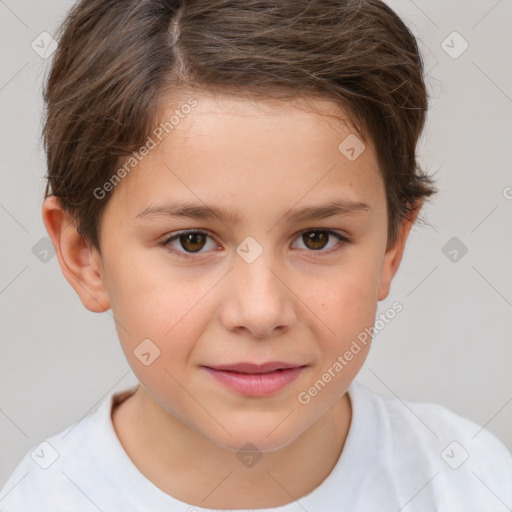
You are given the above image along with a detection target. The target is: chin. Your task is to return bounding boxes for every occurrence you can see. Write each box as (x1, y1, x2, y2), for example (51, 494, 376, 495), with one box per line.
(202, 416, 309, 454)
(211, 433, 296, 454)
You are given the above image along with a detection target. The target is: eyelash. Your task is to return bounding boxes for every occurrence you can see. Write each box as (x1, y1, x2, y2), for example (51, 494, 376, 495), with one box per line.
(160, 229, 351, 260)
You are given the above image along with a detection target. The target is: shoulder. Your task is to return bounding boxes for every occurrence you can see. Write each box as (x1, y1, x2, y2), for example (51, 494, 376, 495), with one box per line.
(349, 380, 512, 510)
(0, 387, 137, 512)
(0, 419, 96, 511)
(375, 386, 511, 465)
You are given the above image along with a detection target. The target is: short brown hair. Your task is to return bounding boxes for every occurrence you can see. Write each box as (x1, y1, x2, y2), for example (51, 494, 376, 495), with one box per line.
(42, 0, 437, 253)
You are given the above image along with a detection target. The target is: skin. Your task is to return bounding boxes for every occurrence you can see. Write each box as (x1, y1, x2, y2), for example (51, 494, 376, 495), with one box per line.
(42, 92, 419, 509)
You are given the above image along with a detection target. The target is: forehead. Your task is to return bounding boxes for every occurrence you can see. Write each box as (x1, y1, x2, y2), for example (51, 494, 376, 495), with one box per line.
(105, 93, 384, 221)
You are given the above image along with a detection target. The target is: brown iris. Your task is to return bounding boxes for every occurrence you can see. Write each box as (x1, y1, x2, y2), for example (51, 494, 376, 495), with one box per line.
(302, 231, 330, 250)
(180, 232, 208, 253)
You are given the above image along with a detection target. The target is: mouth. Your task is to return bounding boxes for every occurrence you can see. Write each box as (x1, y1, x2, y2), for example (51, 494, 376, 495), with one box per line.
(206, 361, 304, 373)
(202, 362, 307, 397)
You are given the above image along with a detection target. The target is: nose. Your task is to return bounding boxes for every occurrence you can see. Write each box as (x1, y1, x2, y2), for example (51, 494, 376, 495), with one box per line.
(219, 252, 298, 339)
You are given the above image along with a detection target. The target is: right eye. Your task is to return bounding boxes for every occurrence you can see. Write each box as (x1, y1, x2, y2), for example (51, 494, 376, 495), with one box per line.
(160, 230, 220, 258)
(291, 229, 350, 255)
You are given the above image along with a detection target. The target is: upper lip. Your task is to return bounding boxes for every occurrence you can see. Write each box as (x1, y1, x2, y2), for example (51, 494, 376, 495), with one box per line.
(205, 362, 305, 374)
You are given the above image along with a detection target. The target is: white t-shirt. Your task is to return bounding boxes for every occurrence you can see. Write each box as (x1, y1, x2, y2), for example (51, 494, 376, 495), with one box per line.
(1, 380, 511, 512)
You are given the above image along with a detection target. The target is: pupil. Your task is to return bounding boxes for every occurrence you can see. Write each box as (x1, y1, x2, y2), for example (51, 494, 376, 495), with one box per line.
(182, 233, 206, 252)
(305, 231, 327, 250)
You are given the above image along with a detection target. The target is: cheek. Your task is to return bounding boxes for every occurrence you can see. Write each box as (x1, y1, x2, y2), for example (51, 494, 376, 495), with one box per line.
(112, 276, 210, 400)
(105, 253, 215, 364)
(314, 256, 381, 336)
(107, 248, 208, 328)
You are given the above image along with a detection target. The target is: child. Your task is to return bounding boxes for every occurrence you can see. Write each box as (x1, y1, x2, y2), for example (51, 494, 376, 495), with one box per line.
(1, 0, 511, 510)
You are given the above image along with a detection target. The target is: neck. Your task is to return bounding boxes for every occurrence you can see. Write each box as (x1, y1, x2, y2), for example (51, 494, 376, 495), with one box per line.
(112, 385, 352, 509)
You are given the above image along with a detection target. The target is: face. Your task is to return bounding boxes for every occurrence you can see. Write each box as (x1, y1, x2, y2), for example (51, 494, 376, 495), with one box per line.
(45, 92, 412, 453)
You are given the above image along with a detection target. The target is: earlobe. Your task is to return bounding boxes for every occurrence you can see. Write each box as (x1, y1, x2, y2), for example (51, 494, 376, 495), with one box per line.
(42, 196, 111, 312)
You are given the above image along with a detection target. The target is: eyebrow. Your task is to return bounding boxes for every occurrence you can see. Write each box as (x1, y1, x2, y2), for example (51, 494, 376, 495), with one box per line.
(135, 198, 371, 225)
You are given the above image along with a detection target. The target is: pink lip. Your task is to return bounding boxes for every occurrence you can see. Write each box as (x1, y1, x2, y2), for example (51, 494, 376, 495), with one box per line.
(208, 361, 301, 373)
(202, 362, 306, 397)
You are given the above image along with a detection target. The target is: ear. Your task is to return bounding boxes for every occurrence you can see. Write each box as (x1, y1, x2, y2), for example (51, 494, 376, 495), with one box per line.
(42, 196, 111, 312)
(377, 203, 421, 301)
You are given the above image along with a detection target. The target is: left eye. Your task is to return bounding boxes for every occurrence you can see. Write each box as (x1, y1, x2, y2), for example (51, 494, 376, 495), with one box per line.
(291, 230, 348, 253)
(161, 230, 218, 255)
(161, 229, 349, 258)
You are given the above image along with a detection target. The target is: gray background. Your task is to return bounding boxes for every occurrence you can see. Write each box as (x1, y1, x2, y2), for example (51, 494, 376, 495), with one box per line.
(1, 0, 511, 488)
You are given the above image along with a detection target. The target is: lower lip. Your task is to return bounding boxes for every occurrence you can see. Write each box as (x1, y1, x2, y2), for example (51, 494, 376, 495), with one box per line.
(202, 366, 305, 397)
